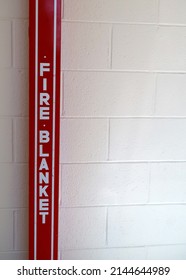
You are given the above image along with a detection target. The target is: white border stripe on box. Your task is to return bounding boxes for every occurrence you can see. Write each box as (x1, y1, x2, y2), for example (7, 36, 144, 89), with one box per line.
(34, 0, 39, 260)
(51, 0, 57, 260)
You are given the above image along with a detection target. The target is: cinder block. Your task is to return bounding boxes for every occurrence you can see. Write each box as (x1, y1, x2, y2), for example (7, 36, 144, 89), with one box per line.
(59, 207, 107, 249)
(60, 119, 108, 162)
(0, 20, 11, 67)
(0, 0, 28, 18)
(0, 251, 28, 260)
(0, 164, 28, 208)
(64, 0, 158, 23)
(14, 210, 28, 251)
(109, 119, 186, 161)
(62, 23, 111, 69)
(147, 245, 186, 260)
(0, 210, 13, 251)
(0, 119, 12, 162)
(0, 69, 28, 116)
(62, 163, 149, 207)
(153, 27, 186, 71)
(112, 25, 156, 70)
(150, 163, 186, 203)
(62, 247, 147, 260)
(155, 74, 186, 116)
(160, 0, 186, 24)
(14, 118, 28, 163)
(108, 205, 186, 247)
(64, 72, 155, 116)
(13, 20, 28, 68)
(112, 25, 186, 71)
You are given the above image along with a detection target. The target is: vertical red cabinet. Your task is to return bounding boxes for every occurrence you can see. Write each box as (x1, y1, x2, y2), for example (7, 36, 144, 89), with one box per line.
(29, 0, 61, 260)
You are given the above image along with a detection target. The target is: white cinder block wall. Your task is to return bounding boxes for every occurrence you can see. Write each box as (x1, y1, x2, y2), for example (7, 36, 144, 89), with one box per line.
(60, 0, 186, 260)
(0, 0, 28, 259)
(1, 0, 186, 260)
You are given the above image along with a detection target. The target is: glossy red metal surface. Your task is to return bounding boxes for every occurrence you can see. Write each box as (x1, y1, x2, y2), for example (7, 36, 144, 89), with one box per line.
(29, 0, 61, 260)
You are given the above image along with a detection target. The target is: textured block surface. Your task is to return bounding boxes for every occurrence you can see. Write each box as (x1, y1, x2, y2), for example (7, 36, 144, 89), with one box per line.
(60, 119, 108, 162)
(62, 23, 111, 69)
(62, 247, 147, 260)
(109, 119, 186, 161)
(0, 211, 13, 251)
(64, 72, 155, 116)
(112, 25, 186, 71)
(59, 207, 107, 249)
(0, 21, 11, 67)
(62, 163, 149, 206)
(108, 206, 186, 247)
(64, 0, 158, 23)
(0, 119, 12, 162)
(159, 0, 186, 24)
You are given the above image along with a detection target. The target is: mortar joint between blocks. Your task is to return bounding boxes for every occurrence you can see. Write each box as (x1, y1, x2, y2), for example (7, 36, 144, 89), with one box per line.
(109, 25, 113, 69)
(105, 207, 109, 246)
(107, 118, 111, 161)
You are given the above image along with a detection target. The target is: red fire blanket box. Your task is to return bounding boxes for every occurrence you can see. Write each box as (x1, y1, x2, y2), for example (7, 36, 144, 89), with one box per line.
(29, 0, 61, 260)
